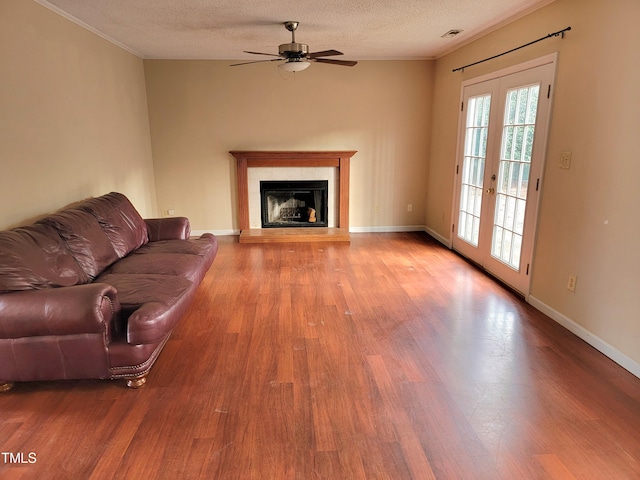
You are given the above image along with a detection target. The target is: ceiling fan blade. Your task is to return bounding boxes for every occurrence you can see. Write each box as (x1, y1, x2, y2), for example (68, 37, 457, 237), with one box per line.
(313, 58, 358, 67)
(308, 49, 343, 59)
(230, 58, 282, 66)
(243, 50, 281, 57)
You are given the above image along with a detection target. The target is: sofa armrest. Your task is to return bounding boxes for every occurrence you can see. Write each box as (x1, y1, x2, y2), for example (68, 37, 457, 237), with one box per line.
(0, 283, 120, 339)
(145, 217, 191, 241)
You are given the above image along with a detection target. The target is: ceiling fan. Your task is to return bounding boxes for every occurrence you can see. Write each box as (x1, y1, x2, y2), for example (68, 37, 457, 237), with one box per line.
(230, 21, 358, 72)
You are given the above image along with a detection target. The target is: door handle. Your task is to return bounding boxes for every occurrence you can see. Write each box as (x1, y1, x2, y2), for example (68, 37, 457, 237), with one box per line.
(485, 187, 495, 194)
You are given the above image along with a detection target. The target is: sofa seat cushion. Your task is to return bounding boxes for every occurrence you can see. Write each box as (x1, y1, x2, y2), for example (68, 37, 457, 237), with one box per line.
(0, 224, 88, 292)
(132, 235, 216, 257)
(78, 192, 149, 258)
(39, 208, 119, 279)
(105, 253, 204, 283)
(96, 273, 193, 344)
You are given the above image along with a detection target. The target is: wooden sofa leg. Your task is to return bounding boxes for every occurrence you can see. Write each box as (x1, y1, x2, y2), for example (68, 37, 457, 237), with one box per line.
(0, 382, 15, 393)
(126, 375, 147, 389)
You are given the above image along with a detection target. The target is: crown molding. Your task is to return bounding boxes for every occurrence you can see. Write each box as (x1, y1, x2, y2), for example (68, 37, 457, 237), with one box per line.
(33, 0, 143, 58)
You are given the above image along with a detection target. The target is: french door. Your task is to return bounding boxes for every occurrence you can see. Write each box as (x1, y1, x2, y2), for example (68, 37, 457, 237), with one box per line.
(452, 58, 556, 296)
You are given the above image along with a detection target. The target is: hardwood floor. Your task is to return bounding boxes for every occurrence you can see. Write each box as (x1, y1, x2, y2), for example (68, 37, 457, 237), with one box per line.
(1, 232, 639, 479)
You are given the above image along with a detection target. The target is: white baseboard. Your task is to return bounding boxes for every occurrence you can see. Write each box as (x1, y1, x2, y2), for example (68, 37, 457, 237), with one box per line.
(528, 295, 640, 379)
(193, 227, 429, 236)
(349, 225, 426, 233)
(424, 226, 452, 248)
(193, 227, 453, 243)
(191, 229, 240, 237)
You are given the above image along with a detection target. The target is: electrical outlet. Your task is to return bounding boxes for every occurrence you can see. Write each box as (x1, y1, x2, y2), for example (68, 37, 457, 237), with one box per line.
(567, 274, 577, 292)
(407, 204, 413, 212)
(374, 205, 380, 214)
(168, 209, 175, 215)
(560, 151, 572, 169)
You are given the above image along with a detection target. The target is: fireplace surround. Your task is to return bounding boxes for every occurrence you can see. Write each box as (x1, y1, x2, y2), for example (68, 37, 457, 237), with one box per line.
(231, 151, 356, 242)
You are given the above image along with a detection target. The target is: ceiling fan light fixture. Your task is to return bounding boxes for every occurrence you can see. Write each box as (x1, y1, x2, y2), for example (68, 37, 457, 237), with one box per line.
(279, 60, 311, 72)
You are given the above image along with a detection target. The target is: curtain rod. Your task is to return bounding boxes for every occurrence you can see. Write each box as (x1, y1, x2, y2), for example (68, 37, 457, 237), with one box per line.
(452, 26, 571, 73)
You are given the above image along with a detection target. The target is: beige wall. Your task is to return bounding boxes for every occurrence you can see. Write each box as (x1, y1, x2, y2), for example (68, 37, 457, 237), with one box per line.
(0, 0, 157, 229)
(428, 0, 640, 366)
(144, 60, 433, 232)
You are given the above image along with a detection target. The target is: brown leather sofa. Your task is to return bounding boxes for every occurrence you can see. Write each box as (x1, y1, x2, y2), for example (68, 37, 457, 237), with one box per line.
(0, 192, 218, 391)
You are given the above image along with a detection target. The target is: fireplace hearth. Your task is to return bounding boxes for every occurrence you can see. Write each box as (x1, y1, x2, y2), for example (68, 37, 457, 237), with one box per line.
(260, 180, 328, 228)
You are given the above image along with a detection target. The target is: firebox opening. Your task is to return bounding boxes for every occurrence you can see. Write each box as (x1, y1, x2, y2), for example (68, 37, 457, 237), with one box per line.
(260, 180, 329, 228)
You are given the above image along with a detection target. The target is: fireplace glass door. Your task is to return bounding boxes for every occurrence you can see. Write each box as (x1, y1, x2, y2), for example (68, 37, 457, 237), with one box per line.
(260, 180, 328, 228)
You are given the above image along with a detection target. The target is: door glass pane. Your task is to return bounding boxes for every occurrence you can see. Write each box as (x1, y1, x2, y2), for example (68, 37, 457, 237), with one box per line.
(491, 84, 540, 270)
(458, 94, 491, 247)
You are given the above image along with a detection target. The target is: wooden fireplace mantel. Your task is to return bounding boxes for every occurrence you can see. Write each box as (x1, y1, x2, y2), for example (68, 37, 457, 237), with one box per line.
(231, 151, 357, 237)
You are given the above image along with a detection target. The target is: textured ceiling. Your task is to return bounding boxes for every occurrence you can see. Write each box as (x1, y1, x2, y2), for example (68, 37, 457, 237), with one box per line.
(35, 0, 554, 60)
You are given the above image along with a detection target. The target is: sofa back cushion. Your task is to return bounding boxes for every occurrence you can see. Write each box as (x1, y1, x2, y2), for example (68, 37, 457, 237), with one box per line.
(78, 192, 149, 258)
(0, 224, 89, 292)
(39, 209, 119, 279)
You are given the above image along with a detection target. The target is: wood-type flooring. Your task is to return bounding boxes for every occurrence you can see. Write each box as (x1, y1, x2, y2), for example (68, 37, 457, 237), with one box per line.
(1, 232, 639, 479)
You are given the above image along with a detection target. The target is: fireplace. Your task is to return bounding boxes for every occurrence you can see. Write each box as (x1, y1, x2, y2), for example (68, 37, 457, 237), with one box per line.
(231, 151, 357, 243)
(260, 180, 328, 228)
